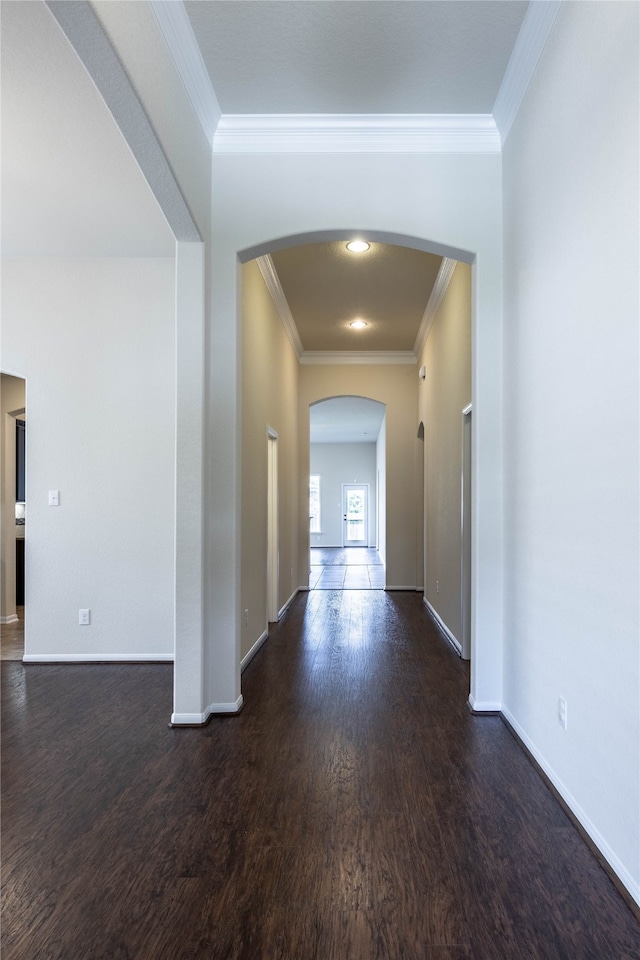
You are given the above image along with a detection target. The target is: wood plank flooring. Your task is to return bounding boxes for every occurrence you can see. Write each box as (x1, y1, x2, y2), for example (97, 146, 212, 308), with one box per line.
(2, 590, 638, 959)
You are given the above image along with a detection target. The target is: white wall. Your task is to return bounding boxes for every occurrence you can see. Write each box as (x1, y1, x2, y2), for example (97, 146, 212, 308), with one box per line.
(310, 442, 377, 547)
(502, 1, 639, 902)
(1, 258, 176, 660)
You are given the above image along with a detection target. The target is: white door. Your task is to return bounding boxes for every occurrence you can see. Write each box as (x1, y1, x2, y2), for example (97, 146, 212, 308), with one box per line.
(342, 484, 368, 547)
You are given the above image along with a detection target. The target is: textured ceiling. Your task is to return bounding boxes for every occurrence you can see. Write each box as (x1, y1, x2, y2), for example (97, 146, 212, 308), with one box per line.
(0, 0, 174, 257)
(184, 0, 529, 115)
(271, 241, 442, 352)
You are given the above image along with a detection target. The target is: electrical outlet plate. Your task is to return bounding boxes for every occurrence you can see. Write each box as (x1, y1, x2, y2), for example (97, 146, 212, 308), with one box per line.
(79, 609, 90, 625)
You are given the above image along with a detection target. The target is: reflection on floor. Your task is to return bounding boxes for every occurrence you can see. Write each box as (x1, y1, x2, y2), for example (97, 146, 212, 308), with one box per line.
(1, 606, 24, 661)
(310, 547, 385, 590)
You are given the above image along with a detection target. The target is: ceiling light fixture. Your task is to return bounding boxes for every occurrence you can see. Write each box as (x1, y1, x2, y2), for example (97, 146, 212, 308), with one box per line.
(346, 240, 370, 253)
(349, 320, 368, 330)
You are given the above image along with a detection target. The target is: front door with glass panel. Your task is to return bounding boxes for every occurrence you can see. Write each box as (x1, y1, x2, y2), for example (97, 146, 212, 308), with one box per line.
(342, 484, 368, 547)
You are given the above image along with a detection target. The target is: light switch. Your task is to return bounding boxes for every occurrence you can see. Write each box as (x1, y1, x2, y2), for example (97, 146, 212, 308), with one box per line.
(48, 490, 60, 506)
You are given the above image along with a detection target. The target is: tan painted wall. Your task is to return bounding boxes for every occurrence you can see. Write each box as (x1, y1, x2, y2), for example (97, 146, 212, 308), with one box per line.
(299, 364, 419, 589)
(241, 261, 299, 660)
(418, 262, 472, 643)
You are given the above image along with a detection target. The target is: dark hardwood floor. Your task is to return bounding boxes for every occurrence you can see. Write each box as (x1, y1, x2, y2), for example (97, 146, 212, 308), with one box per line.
(2, 591, 638, 959)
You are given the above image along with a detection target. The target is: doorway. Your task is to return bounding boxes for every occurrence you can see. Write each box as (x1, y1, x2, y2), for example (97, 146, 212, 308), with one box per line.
(1, 373, 26, 661)
(267, 429, 279, 623)
(342, 483, 369, 547)
(308, 396, 386, 590)
(461, 405, 472, 660)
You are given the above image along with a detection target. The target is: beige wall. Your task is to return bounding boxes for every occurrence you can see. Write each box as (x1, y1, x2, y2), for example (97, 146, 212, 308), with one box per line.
(241, 261, 299, 661)
(1, 374, 26, 623)
(299, 364, 418, 589)
(419, 262, 472, 643)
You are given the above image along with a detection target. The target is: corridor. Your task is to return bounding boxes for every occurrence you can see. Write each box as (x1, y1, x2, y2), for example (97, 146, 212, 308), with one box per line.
(1, 590, 637, 958)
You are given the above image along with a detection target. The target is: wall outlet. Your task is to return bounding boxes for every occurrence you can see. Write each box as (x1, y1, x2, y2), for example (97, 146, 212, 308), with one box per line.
(558, 697, 567, 729)
(244, 608, 249, 627)
(79, 609, 90, 626)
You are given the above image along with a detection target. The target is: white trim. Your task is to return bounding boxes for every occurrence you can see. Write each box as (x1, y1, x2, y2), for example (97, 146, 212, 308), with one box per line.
(298, 585, 310, 592)
(23, 654, 174, 663)
(493, 1, 564, 145)
(278, 587, 299, 620)
(413, 258, 457, 356)
(214, 114, 501, 154)
(468, 695, 503, 713)
(149, 0, 221, 145)
(256, 256, 304, 359)
(45, 0, 200, 242)
(423, 597, 462, 656)
(241, 630, 268, 672)
(1, 614, 19, 625)
(386, 585, 418, 591)
(502, 706, 640, 906)
(462, 402, 473, 416)
(171, 694, 244, 726)
(301, 351, 417, 366)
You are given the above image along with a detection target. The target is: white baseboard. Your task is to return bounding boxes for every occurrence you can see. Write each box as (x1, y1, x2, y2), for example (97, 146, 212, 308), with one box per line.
(298, 585, 310, 592)
(171, 694, 244, 726)
(278, 587, 299, 619)
(502, 705, 640, 907)
(385, 584, 417, 591)
(468, 695, 503, 713)
(1, 614, 19, 625)
(423, 597, 462, 656)
(22, 653, 174, 663)
(241, 629, 268, 672)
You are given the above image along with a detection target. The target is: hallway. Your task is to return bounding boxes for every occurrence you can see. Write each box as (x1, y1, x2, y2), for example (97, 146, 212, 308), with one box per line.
(2, 591, 637, 959)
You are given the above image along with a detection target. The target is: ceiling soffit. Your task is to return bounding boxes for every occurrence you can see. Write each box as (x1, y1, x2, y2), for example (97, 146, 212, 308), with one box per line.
(151, 1, 564, 150)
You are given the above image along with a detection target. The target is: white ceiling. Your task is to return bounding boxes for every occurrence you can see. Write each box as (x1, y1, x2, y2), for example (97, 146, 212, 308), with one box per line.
(310, 396, 386, 444)
(184, 1, 529, 115)
(0, 0, 174, 257)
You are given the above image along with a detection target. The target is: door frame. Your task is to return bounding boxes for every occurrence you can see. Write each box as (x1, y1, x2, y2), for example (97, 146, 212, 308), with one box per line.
(267, 428, 279, 623)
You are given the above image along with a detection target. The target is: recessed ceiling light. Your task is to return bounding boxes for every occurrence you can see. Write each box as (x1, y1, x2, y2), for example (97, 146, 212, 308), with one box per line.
(346, 240, 370, 253)
(350, 320, 368, 330)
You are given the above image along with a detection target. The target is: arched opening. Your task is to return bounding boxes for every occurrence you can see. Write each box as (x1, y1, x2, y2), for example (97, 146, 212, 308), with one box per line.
(240, 230, 475, 698)
(309, 396, 386, 590)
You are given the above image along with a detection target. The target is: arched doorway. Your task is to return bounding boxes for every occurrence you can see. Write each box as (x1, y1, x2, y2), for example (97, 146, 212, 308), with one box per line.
(309, 396, 386, 590)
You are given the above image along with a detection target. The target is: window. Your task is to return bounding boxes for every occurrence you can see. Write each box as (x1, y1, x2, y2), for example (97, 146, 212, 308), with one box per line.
(309, 475, 321, 533)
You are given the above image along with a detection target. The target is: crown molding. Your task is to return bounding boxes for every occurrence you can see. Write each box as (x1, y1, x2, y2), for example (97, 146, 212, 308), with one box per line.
(413, 258, 457, 357)
(214, 114, 501, 154)
(256, 255, 304, 359)
(149, 0, 221, 146)
(301, 351, 417, 366)
(493, 1, 564, 145)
